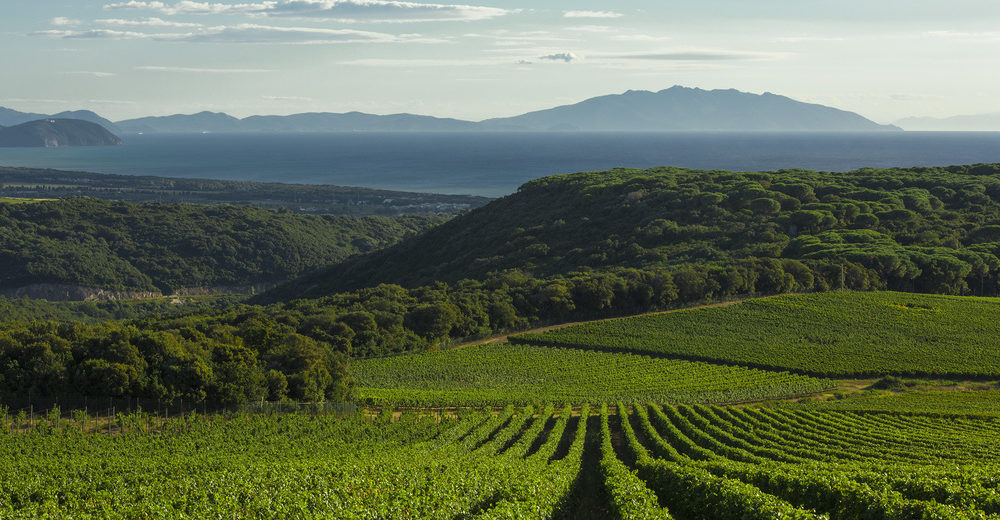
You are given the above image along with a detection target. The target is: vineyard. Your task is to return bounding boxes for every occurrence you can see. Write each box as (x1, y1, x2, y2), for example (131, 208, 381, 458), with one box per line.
(514, 291, 1000, 377)
(5, 290, 1000, 517)
(796, 388, 1000, 416)
(352, 343, 833, 406)
(2, 404, 998, 518)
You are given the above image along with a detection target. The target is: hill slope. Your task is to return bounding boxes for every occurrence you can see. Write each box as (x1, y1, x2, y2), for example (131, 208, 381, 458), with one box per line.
(264, 163, 1000, 301)
(480, 86, 899, 131)
(0, 119, 123, 147)
(0, 198, 442, 296)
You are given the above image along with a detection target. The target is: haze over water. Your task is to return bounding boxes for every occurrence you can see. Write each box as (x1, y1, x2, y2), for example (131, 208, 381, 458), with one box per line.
(2, 131, 999, 198)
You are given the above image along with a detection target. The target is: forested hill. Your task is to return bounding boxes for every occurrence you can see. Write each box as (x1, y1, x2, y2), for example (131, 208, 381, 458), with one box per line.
(265, 163, 1000, 301)
(0, 198, 443, 296)
(0, 119, 122, 147)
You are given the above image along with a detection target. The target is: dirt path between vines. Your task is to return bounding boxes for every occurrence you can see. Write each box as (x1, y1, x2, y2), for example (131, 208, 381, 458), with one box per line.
(452, 297, 754, 350)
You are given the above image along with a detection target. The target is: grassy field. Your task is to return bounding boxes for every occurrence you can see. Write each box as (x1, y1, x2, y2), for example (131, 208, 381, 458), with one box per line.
(0, 197, 51, 204)
(514, 291, 1000, 378)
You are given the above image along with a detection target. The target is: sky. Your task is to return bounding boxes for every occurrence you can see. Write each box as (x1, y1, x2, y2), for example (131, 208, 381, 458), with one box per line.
(1, 0, 999, 123)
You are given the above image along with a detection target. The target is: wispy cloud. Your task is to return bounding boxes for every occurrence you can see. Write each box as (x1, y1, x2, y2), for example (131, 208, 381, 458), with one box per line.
(464, 30, 575, 46)
(34, 29, 180, 39)
(34, 23, 442, 44)
(339, 57, 505, 67)
(97, 17, 205, 28)
(563, 10, 622, 19)
(606, 50, 783, 61)
(104, 1, 263, 14)
(136, 65, 272, 72)
(925, 30, 1000, 42)
(104, 0, 517, 22)
(60, 71, 118, 77)
(565, 25, 613, 33)
(186, 24, 429, 43)
(51, 17, 82, 26)
(611, 34, 671, 42)
(539, 52, 576, 62)
(773, 35, 846, 43)
(262, 95, 313, 101)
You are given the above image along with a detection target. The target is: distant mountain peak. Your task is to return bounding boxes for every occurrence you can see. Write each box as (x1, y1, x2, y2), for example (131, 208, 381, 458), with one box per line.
(480, 86, 898, 132)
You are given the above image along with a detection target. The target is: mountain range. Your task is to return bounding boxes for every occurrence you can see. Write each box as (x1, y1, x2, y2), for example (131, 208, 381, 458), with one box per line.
(894, 113, 1000, 131)
(0, 86, 900, 135)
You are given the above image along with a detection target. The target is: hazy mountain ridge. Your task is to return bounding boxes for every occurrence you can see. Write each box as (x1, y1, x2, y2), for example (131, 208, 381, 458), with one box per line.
(0, 86, 899, 134)
(0, 119, 123, 147)
(480, 86, 899, 131)
(0, 107, 118, 131)
(895, 113, 1000, 131)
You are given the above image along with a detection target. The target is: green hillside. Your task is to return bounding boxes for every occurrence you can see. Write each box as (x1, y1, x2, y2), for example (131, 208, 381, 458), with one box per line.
(515, 291, 1000, 378)
(267, 163, 1000, 301)
(0, 198, 443, 294)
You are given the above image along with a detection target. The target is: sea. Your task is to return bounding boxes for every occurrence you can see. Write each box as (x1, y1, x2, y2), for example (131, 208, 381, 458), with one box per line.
(1, 132, 999, 198)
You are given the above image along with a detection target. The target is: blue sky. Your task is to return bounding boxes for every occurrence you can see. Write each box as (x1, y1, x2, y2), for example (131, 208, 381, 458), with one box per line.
(2, 0, 999, 122)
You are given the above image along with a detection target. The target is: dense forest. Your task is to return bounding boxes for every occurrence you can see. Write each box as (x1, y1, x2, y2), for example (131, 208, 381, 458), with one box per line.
(268, 163, 1000, 299)
(6, 164, 1000, 405)
(0, 198, 443, 294)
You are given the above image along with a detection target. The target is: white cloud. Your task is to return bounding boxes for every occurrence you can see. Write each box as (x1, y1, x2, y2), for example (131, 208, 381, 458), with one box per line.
(104, 1, 264, 14)
(464, 31, 575, 44)
(611, 34, 671, 42)
(33, 29, 182, 39)
(339, 57, 506, 67)
(563, 10, 622, 19)
(97, 17, 205, 28)
(51, 17, 82, 26)
(539, 52, 576, 62)
(61, 71, 118, 77)
(34, 23, 440, 44)
(925, 30, 1000, 42)
(187, 23, 440, 43)
(565, 25, 613, 33)
(604, 50, 783, 61)
(136, 65, 272, 72)
(104, 0, 516, 22)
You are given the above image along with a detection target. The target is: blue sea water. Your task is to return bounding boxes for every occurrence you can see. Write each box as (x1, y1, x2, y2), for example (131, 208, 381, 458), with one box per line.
(1, 132, 998, 197)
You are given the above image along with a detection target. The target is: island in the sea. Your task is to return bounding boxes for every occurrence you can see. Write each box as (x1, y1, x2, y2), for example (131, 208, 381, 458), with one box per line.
(0, 118, 123, 147)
